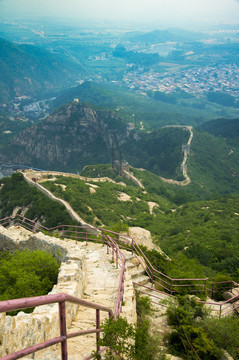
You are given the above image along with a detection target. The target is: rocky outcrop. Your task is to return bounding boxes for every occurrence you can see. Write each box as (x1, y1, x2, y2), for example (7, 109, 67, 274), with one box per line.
(223, 287, 239, 314)
(128, 227, 170, 260)
(0, 103, 128, 170)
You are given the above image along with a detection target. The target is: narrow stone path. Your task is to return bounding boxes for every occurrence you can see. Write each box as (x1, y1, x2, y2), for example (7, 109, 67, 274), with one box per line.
(67, 243, 121, 359)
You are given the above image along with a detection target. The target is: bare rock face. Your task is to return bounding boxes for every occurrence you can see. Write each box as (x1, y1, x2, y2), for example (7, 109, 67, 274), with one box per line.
(0, 102, 128, 170)
(129, 227, 155, 250)
(128, 227, 170, 260)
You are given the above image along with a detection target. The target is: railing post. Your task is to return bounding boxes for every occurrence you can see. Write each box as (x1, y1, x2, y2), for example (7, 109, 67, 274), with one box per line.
(212, 283, 214, 299)
(171, 279, 173, 295)
(219, 304, 222, 319)
(107, 242, 109, 254)
(59, 301, 68, 360)
(75, 227, 77, 241)
(96, 309, 100, 354)
(116, 248, 118, 269)
(62, 225, 64, 239)
(131, 238, 133, 254)
(112, 246, 114, 263)
(86, 231, 88, 245)
(102, 233, 104, 247)
(204, 279, 207, 295)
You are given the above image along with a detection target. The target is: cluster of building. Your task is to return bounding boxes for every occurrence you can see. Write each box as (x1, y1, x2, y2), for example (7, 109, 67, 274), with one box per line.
(3, 97, 54, 122)
(123, 63, 239, 99)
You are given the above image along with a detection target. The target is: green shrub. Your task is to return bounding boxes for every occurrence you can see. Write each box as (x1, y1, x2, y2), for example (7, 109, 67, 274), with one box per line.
(0, 250, 60, 314)
(92, 295, 159, 360)
(92, 317, 135, 360)
(202, 316, 239, 359)
(211, 274, 233, 301)
(166, 296, 225, 360)
(136, 294, 152, 318)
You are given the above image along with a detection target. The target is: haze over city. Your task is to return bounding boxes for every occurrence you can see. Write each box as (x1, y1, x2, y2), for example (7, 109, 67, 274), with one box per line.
(0, 0, 239, 28)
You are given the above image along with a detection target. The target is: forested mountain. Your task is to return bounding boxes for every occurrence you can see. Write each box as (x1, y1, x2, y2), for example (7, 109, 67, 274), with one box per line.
(51, 81, 237, 128)
(199, 118, 239, 145)
(0, 38, 85, 103)
(1, 169, 239, 284)
(187, 128, 239, 197)
(1, 101, 239, 196)
(0, 102, 189, 179)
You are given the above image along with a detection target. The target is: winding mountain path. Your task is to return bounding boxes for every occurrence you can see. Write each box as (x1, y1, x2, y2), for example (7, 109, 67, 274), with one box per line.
(23, 170, 98, 228)
(159, 125, 193, 186)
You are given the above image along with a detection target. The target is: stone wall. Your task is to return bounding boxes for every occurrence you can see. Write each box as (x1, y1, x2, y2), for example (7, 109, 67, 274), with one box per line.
(0, 225, 87, 357)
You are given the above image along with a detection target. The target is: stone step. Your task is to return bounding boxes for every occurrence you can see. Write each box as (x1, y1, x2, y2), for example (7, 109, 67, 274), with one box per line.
(231, 287, 239, 297)
(133, 275, 151, 286)
(125, 261, 136, 270)
(129, 268, 145, 278)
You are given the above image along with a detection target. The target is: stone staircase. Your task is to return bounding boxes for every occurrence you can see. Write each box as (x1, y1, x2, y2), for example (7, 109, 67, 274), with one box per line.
(22, 245, 170, 360)
(0, 225, 139, 360)
(123, 251, 172, 310)
(66, 244, 121, 360)
(3, 224, 237, 360)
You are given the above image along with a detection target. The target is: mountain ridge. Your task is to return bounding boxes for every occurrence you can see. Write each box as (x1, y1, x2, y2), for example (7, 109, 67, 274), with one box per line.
(0, 37, 85, 103)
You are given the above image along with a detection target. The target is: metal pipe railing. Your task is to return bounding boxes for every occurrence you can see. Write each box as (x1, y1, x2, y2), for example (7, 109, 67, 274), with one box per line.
(0, 293, 113, 360)
(0, 215, 238, 317)
(106, 235, 126, 319)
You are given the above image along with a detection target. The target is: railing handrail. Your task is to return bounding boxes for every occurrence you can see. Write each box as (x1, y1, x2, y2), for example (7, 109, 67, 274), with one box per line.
(1, 215, 238, 316)
(0, 293, 113, 360)
(1, 215, 237, 290)
(105, 235, 126, 319)
(198, 293, 239, 307)
(0, 293, 113, 314)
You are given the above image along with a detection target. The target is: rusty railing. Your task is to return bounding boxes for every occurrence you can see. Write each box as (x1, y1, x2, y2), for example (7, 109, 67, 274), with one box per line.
(0, 215, 238, 317)
(0, 293, 113, 360)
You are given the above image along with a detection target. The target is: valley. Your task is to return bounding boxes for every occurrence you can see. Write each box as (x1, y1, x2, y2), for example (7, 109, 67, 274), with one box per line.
(0, 10, 239, 360)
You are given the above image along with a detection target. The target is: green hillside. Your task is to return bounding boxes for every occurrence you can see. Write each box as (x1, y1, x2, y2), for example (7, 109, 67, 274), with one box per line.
(0, 173, 75, 227)
(40, 173, 172, 228)
(200, 118, 239, 146)
(1, 169, 238, 284)
(0, 38, 85, 103)
(0, 112, 28, 147)
(187, 128, 239, 197)
(42, 172, 239, 281)
(0, 102, 191, 180)
(52, 81, 238, 128)
(124, 127, 188, 179)
(149, 195, 239, 280)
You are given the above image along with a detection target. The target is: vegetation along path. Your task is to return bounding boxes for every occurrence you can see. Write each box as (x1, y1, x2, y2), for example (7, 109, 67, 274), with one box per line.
(160, 125, 193, 186)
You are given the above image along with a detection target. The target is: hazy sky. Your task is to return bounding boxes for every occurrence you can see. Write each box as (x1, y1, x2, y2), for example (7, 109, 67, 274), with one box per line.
(1, 0, 239, 27)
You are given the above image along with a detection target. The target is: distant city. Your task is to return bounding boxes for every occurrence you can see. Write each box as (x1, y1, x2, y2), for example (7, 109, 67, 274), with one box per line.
(123, 64, 239, 99)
